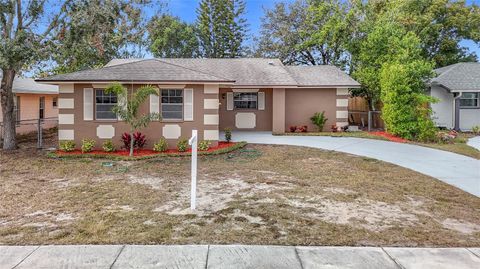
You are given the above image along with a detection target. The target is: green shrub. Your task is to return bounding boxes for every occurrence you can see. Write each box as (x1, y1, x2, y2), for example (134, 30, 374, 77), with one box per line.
(153, 138, 168, 152)
(177, 138, 189, 152)
(81, 139, 96, 153)
(198, 140, 211, 151)
(59, 140, 75, 152)
(310, 111, 328, 131)
(102, 140, 116, 152)
(224, 128, 232, 142)
(472, 125, 480, 135)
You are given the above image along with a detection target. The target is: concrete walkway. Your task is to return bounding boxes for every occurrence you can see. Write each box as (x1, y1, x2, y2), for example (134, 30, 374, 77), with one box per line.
(468, 136, 480, 151)
(1, 245, 479, 269)
(230, 132, 480, 197)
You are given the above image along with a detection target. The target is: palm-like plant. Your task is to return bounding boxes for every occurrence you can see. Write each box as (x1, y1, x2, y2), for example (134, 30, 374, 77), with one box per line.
(105, 83, 160, 156)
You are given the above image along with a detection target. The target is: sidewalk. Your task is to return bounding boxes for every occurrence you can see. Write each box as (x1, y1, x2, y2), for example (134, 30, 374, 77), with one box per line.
(1, 245, 479, 269)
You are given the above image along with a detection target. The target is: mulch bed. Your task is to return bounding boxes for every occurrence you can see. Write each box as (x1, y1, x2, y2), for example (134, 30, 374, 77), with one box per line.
(51, 142, 247, 160)
(368, 131, 408, 143)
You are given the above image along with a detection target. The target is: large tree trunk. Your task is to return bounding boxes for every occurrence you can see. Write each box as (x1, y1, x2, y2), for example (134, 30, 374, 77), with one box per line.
(0, 69, 17, 150)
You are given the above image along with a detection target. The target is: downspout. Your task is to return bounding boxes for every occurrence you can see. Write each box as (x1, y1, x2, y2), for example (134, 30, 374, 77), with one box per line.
(453, 92, 462, 131)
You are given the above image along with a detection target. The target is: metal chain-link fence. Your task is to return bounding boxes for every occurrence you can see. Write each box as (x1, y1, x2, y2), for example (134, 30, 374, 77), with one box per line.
(0, 117, 58, 149)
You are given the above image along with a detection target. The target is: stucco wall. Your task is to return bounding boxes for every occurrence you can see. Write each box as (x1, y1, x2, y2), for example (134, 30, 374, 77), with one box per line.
(285, 88, 347, 132)
(0, 93, 58, 134)
(58, 84, 219, 150)
(218, 88, 273, 131)
(430, 85, 454, 129)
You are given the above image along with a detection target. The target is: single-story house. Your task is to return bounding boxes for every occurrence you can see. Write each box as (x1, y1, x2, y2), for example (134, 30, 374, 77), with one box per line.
(36, 58, 360, 149)
(0, 75, 58, 134)
(430, 62, 480, 131)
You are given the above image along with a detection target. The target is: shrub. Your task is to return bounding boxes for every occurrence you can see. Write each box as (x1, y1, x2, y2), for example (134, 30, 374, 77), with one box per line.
(153, 138, 168, 152)
(177, 138, 189, 152)
(310, 112, 328, 131)
(472, 125, 480, 135)
(198, 140, 211, 151)
(331, 124, 338, 132)
(289, 126, 297, 132)
(81, 139, 96, 153)
(298, 125, 308, 133)
(121, 132, 131, 149)
(224, 128, 232, 142)
(59, 140, 75, 152)
(102, 140, 116, 152)
(121, 132, 147, 149)
(133, 132, 146, 148)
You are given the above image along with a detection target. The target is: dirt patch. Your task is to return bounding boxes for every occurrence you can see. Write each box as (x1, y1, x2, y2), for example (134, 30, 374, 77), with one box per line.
(127, 174, 164, 190)
(442, 218, 480, 234)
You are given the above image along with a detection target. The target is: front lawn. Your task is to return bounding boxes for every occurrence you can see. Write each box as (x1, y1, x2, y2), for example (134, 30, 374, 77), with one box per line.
(1, 144, 479, 247)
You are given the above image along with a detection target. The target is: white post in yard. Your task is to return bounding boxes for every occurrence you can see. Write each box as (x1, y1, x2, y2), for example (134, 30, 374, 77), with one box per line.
(188, 130, 198, 210)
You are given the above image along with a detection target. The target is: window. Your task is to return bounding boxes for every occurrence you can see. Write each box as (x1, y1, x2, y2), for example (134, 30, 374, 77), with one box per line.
(460, 92, 479, 108)
(95, 89, 117, 120)
(161, 89, 183, 120)
(234, 92, 258, 109)
(14, 95, 20, 124)
(53, 97, 58, 108)
(39, 96, 45, 120)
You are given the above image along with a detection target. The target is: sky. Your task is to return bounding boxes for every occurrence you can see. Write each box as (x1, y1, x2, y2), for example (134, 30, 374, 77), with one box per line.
(163, 0, 480, 59)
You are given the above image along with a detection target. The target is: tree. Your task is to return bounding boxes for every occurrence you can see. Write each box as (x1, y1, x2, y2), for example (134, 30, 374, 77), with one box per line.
(47, 0, 152, 75)
(105, 83, 160, 156)
(196, 0, 247, 58)
(378, 29, 436, 141)
(148, 15, 199, 58)
(254, 0, 311, 65)
(1, 0, 68, 150)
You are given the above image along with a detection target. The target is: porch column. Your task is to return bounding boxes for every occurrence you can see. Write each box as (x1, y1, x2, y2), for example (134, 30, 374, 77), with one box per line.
(272, 88, 286, 133)
(454, 96, 460, 131)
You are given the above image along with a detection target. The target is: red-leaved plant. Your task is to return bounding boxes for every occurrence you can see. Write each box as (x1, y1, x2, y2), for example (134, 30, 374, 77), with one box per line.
(298, 125, 308, 133)
(121, 132, 146, 149)
(289, 126, 297, 132)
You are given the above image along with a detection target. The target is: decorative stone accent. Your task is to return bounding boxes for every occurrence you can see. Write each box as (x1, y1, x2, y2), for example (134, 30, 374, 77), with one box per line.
(58, 114, 74, 125)
(204, 114, 219, 125)
(162, 124, 181, 139)
(204, 99, 220, 109)
(204, 84, 219, 94)
(336, 111, 348, 119)
(336, 88, 349, 95)
(58, 129, 74, 140)
(336, 122, 349, 127)
(235, 113, 256, 129)
(96, 125, 115, 139)
(59, 84, 74, 93)
(58, 98, 74, 109)
(336, 99, 348, 107)
(204, 130, 219, 140)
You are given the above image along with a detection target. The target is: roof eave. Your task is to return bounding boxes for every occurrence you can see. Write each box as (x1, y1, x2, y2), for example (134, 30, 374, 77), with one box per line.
(35, 79, 236, 85)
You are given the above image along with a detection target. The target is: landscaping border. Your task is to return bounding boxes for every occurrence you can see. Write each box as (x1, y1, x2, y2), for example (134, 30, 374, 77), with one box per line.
(47, 142, 247, 161)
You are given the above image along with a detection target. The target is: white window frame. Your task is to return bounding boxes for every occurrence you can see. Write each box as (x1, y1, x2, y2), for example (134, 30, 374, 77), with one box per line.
(459, 92, 480, 108)
(233, 92, 258, 110)
(161, 89, 184, 120)
(95, 89, 118, 120)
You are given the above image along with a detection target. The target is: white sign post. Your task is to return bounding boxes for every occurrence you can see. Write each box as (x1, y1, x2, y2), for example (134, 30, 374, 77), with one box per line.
(188, 130, 198, 210)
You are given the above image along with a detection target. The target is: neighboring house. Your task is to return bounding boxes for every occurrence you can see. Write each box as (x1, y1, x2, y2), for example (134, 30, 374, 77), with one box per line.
(0, 75, 59, 134)
(430, 62, 480, 131)
(36, 58, 360, 149)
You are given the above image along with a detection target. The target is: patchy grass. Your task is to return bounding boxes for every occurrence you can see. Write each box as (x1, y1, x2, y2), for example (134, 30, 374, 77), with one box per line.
(0, 144, 479, 247)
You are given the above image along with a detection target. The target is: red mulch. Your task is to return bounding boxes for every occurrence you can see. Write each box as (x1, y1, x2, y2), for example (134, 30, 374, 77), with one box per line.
(368, 131, 408, 143)
(57, 142, 237, 156)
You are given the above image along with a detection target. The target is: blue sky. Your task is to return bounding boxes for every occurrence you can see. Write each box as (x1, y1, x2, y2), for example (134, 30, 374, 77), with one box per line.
(164, 0, 480, 59)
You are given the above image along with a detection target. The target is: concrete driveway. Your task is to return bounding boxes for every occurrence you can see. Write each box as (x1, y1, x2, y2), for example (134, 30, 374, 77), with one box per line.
(229, 132, 480, 197)
(468, 136, 480, 151)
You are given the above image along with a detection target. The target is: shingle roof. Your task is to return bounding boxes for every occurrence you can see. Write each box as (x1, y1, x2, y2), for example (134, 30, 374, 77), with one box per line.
(432, 62, 480, 92)
(37, 58, 361, 88)
(0, 74, 58, 94)
(284, 65, 360, 87)
(37, 59, 234, 83)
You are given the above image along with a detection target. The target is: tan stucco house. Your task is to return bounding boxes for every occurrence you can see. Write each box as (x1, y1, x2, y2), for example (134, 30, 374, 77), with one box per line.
(0, 75, 58, 134)
(36, 58, 360, 149)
